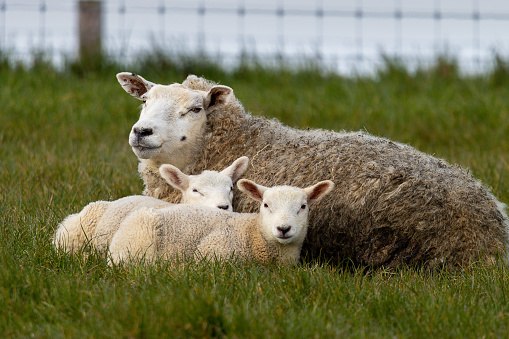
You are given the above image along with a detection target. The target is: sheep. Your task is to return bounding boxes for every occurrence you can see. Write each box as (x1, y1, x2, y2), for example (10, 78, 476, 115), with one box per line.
(53, 156, 249, 255)
(108, 179, 334, 265)
(116, 72, 509, 269)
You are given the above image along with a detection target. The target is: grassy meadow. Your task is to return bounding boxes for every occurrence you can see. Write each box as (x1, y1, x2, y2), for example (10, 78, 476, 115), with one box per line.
(1, 54, 509, 337)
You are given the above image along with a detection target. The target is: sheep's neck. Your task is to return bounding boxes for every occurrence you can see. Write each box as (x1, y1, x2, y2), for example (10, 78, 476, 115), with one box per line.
(139, 161, 182, 203)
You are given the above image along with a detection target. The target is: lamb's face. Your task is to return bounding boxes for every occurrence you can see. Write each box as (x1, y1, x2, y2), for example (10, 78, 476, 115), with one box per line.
(184, 171, 234, 211)
(259, 187, 310, 245)
(129, 84, 208, 166)
(237, 179, 334, 246)
(159, 156, 249, 212)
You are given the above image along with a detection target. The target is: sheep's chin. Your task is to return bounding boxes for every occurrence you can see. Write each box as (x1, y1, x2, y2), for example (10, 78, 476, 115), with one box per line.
(275, 236, 295, 245)
(132, 145, 162, 159)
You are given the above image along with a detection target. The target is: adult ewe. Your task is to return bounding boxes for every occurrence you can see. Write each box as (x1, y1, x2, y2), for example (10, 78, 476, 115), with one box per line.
(116, 72, 509, 269)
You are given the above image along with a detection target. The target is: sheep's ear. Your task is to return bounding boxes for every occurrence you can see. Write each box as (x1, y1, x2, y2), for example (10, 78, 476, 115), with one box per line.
(237, 179, 267, 202)
(116, 72, 156, 100)
(303, 180, 334, 204)
(159, 164, 190, 192)
(220, 156, 249, 183)
(204, 85, 233, 112)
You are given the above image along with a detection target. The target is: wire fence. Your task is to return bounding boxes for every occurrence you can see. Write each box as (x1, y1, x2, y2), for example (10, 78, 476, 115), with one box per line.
(2, 0, 509, 73)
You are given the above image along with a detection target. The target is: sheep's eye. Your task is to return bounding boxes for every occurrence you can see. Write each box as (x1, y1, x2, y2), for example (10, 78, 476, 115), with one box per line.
(230, 187, 233, 192)
(263, 203, 269, 208)
(192, 189, 199, 193)
(301, 204, 307, 210)
(190, 107, 202, 113)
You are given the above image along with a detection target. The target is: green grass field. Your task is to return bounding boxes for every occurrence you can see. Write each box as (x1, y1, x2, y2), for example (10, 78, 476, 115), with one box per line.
(1, 54, 509, 337)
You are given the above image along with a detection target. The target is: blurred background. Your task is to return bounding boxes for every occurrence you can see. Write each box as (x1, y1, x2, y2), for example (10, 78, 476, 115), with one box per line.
(2, 0, 509, 74)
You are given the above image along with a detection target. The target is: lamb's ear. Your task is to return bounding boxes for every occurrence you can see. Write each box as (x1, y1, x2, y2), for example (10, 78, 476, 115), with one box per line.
(116, 72, 156, 100)
(220, 156, 249, 183)
(237, 179, 267, 202)
(303, 180, 334, 204)
(159, 164, 190, 192)
(204, 85, 233, 112)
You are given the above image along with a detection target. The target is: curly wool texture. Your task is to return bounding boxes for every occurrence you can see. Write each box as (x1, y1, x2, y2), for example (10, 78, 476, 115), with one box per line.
(139, 75, 509, 269)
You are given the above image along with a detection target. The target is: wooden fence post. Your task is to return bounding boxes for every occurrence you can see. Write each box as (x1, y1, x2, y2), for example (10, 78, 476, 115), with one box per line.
(79, 0, 102, 60)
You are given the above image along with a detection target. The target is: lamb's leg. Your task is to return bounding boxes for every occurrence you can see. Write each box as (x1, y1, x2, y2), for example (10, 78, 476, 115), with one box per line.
(108, 208, 159, 265)
(53, 201, 109, 253)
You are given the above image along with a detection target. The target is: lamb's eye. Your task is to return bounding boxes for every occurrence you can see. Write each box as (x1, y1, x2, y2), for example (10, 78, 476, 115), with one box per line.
(192, 189, 199, 193)
(263, 203, 269, 208)
(190, 107, 202, 113)
(230, 187, 233, 192)
(301, 204, 307, 210)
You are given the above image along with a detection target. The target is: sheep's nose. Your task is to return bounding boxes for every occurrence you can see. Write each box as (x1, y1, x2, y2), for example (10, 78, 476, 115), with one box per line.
(133, 127, 153, 137)
(218, 205, 230, 210)
(277, 225, 291, 236)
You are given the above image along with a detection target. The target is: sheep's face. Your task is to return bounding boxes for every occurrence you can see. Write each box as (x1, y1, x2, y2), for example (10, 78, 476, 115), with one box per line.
(259, 187, 311, 245)
(117, 72, 232, 169)
(237, 179, 335, 246)
(159, 156, 249, 211)
(184, 171, 234, 211)
(129, 84, 208, 166)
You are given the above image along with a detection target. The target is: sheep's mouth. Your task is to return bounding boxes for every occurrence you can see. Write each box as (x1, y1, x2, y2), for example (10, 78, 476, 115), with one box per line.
(131, 145, 162, 159)
(134, 145, 161, 152)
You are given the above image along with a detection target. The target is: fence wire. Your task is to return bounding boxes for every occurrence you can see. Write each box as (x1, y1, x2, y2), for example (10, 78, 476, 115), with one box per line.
(2, 0, 509, 73)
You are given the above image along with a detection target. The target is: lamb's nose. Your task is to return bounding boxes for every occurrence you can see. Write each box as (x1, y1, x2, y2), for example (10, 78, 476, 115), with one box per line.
(218, 205, 230, 210)
(277, 225, 291, 236)
(133, 127, 153, 137)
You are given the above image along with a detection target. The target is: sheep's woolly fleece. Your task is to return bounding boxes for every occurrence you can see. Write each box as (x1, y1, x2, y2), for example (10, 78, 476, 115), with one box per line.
(136, 75, 509, 269)
(53, 196, 171, 255)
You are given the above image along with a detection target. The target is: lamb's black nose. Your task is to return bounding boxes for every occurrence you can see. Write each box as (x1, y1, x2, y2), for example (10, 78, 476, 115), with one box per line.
(133, 127, 153, 137)
(277, 225, 291, 236)
(218, 205, 230, 210)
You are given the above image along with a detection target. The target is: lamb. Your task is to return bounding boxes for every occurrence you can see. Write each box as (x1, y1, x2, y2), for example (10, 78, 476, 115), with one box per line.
(108, 179, 334, 265)
(116, 72, 509, 269)
(53, 156, 249, 254)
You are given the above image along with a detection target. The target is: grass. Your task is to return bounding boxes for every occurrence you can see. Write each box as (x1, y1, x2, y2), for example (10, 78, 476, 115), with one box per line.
(1, 53, 509, 337)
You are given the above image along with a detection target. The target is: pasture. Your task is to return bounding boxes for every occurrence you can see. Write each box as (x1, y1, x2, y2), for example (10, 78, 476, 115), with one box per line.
(1, 54, 509, 337)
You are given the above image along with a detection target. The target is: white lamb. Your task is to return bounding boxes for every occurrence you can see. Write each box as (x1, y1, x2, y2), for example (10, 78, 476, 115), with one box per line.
(53, 156, 249, 255)
(108, 179, 334, 265)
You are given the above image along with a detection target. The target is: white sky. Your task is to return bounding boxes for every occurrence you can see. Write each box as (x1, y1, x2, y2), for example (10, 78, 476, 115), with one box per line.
(2, 0, 509, 73)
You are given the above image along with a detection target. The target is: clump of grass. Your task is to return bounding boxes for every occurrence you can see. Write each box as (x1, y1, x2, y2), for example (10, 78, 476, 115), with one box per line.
(489, 53, 509, 88)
